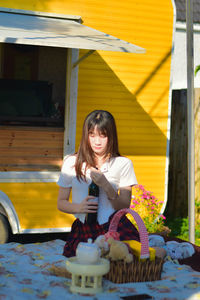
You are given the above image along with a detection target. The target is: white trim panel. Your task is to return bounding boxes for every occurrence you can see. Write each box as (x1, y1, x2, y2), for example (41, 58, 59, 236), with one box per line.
(20, 227, 72, 234)
(0, 171, 60, 182)
(64, 48, 79, 156)
(160, 0, 177, 216)
(0, 8, 145, 53)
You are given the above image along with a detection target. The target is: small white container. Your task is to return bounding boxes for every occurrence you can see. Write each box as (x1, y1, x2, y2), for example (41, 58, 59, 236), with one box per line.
(76, 238, 100, 264)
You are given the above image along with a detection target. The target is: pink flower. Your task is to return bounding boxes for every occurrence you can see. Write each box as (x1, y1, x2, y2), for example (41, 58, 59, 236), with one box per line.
(138, 185, 144, 190)
(133, 200, 139, 204)
(146, 190, 152, 194)
(160, 214, 166, 220)
(151, 206, 155, 210)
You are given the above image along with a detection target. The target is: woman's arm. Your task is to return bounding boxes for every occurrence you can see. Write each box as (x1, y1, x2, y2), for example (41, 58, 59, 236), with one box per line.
(57, 187, 98, 214)
(104, 183, 132, 210)
(90, 168, 132, 210)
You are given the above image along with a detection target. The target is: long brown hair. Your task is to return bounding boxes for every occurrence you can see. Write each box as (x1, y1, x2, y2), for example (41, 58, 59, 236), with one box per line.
(75, 110, 120, 181)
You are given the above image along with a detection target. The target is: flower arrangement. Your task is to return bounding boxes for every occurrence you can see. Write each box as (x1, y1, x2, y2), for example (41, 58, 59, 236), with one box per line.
(128, 184, 167, 234)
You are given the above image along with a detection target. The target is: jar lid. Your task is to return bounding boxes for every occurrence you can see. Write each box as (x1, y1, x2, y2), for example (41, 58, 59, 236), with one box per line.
(77, 238, 100, 251)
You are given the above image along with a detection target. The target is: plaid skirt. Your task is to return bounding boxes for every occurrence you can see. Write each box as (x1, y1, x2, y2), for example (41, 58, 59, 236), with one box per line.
(63, 211, 140, 257)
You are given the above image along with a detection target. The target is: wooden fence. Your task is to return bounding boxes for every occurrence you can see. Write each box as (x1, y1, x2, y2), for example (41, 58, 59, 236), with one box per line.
(167, 88, 200, 218)
(195, 88, 200, 221)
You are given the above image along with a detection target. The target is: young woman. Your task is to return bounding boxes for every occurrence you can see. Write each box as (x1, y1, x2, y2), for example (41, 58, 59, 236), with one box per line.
(57, 110, 140, 257)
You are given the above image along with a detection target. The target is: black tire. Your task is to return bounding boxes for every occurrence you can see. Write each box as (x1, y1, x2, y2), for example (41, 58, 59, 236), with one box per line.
(0, 213, 10, 244)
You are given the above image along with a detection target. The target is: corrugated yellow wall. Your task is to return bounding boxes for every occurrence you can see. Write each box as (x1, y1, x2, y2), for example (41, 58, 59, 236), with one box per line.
(0, 183, 74, 229)
(0, 0, 174, 214)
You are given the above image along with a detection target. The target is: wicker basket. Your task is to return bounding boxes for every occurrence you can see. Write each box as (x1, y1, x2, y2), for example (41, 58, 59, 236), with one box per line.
(104, 208, 164, 283)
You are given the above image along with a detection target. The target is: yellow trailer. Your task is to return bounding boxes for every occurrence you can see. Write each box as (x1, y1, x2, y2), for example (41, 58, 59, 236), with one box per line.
(0, 1, 175, 243)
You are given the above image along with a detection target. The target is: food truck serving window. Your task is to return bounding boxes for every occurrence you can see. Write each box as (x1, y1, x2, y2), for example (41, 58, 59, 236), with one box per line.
(0, 7, 144, 128)
(0, 7, 144, 155)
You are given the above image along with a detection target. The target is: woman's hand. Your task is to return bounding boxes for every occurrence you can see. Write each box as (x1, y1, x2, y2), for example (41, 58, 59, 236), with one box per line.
(90, 167, 108, 187)
(78, 196, 98, 214)
(57, 187, 98, 214)
(90, 167, 132, 210)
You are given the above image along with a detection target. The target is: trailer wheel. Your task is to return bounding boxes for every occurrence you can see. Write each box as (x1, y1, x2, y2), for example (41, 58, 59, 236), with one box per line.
(0, 213, 10, 244)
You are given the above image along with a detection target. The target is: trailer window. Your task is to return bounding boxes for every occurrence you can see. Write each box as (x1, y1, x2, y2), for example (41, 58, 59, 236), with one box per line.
(0, 43, 66, 127)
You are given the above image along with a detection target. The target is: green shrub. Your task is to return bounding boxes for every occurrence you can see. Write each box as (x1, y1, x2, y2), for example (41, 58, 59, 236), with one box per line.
(165, 217, 200, 246)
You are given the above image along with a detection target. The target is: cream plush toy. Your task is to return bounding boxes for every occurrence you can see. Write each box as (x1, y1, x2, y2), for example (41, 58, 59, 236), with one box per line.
(106, 237, 133, 263)
(94, 235, 109, 256)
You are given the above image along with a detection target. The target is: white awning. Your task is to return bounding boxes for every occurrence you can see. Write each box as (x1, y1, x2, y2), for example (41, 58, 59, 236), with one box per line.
(0, 8, 145, 53)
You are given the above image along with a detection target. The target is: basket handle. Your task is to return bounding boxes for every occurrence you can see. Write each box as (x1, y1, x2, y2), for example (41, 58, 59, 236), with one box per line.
(108, 208, 150, 259)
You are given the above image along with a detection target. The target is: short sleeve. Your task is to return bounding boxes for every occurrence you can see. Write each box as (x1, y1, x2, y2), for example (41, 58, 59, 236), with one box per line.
(57, 155, 76, 188)
(119, 158, 137, 188)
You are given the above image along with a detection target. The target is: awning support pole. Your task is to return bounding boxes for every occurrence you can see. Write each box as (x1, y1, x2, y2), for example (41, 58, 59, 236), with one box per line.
(186, 0, 195, 243)
(73, 50, 95, 68)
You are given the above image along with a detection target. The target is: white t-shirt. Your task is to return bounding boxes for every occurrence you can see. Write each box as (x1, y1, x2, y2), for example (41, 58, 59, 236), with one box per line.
(57, 155, 137, 224)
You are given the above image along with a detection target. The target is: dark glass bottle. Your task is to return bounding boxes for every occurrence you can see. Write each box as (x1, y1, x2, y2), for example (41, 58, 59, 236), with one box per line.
(86, 181, 99, 224)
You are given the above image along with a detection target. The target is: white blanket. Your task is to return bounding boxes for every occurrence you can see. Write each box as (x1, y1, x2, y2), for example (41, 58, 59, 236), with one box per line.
(0, 239, 200, 300)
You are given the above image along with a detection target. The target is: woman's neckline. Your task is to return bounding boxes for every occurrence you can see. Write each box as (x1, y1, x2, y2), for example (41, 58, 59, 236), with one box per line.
(95, 154, 111, 169)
